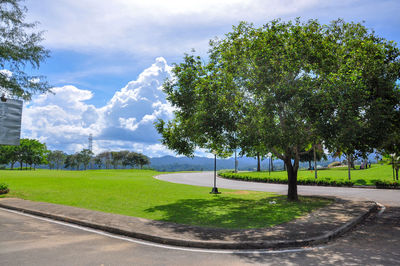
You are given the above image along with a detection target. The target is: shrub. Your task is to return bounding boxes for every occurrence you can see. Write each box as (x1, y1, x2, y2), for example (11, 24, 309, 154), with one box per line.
(218, 172, 355, 187)
(375, 180, 399, 189)
(0, 182, 9, 194)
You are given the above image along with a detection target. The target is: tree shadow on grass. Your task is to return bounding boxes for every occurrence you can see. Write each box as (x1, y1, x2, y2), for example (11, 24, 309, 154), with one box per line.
(143, 195, 332, 243)
(143, 197, 374, 245)
(145, 196, 313, 230)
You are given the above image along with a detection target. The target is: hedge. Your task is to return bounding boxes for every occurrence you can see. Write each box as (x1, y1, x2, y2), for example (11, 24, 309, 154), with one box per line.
(219, 172, 355, 187)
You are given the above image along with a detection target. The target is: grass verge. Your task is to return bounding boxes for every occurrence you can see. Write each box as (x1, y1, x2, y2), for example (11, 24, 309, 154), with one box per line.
(219, 164, 396, 187)
(0, 169, 331, 229)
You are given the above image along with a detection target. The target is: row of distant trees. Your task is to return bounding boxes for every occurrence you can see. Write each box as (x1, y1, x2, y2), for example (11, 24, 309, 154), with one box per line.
(0, 139, 150, 170)
(50, 150, 151, 170)
(0, 139, 47, 170)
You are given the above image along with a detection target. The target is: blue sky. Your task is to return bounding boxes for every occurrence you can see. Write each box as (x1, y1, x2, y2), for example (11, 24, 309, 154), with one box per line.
(20, 0, 400, 157)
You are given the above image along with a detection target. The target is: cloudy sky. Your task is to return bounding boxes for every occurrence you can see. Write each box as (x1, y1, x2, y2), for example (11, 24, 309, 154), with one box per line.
(21, 0, 400, 157)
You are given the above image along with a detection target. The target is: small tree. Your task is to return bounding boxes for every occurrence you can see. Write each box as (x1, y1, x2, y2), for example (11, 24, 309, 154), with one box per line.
(64, 154, 79, 170)
(47, 150, 66, 170)
(24, 139, 47, 170)
(137, 154, 150, 169)
(299, 144, 326, 170)
(96, 151, 112, 169)
(94, 155, 103, 169)
(0, 145, 17, 168)
(79, 149, 93, 170)
(123, 152, 139, 168)
(118, 150, 130, 168)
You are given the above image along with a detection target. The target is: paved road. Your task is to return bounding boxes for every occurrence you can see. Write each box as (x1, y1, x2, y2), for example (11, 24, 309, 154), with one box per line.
(156, 172, 400, 206)
(1, 205, 400, 265)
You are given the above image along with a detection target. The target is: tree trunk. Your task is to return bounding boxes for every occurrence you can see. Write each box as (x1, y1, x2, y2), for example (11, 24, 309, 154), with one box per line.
(10, 162, 14, 170)
(285, 160, 298, 201)
(347, 154, 352, 180)
(315, 147, 319, 179)
(20, 161, 23, 170)
(234, 150, 238, 173)
(396, 167, 399, 181)
(257, 152, 260, 172)
(308, 160, 312, 170)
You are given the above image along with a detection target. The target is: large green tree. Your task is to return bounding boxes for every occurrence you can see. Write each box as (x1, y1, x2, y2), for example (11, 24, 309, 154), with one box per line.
(0, 0, 50, 99)
(157, 19, 400, 201)
(218, 20, 333, 201)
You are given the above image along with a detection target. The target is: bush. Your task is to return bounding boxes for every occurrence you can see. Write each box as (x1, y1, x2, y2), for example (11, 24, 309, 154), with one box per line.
(0, 182, 9, 194)
(218, 172, 355, 187)
(375, 180, 399, 189)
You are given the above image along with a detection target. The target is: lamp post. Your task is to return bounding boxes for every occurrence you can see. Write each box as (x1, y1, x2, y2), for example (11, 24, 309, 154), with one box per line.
(210, 150, 220, 194)
(267, 152, 272, 176)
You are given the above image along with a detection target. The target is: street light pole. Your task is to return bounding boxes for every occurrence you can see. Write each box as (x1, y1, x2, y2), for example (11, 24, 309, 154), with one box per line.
(267, 152, 272, 176)
(210, 152, 220, 194)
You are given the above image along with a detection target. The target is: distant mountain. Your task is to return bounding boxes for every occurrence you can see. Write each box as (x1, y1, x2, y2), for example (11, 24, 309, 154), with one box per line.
(149, 155, 285, 172)
(149, 153, 381, 172)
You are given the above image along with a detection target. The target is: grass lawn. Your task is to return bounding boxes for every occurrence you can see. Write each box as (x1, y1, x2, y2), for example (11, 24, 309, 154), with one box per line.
(0, 169, 331, 229)
(220, 164, 394, 186)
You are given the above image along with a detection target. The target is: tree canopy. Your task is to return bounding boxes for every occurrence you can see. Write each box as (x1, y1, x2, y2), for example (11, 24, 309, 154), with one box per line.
(0, 0, 50, 99)
(156, 19, 400, 201)
(0, 138, 47, 169)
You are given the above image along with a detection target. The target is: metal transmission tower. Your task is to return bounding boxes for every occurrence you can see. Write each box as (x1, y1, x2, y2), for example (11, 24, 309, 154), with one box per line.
(88, 134, 93, 152)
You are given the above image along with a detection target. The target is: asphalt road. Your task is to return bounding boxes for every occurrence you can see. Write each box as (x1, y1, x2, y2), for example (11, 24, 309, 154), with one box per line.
(1, 172, 400, 265)
(156, 172, 400, 206)
(1, 205, 400, 266)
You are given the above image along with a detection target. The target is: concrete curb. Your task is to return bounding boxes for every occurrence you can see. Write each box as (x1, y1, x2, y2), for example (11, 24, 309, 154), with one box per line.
(0, 198, 378, 250)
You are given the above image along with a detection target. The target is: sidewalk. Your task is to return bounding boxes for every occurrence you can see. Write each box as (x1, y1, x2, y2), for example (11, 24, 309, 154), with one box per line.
(0, 197, 377, 250)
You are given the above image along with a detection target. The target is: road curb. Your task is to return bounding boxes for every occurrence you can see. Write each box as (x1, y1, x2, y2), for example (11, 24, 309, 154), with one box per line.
(0, 198, 378, 250)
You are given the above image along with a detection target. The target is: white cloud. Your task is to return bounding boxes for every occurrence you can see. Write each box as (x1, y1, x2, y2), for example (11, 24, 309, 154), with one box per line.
(22, 57, 175, 157)
(25, 0, 326, 56)
(0, 69, 12, 79)
(23, 0, 400, 64)
(119, 117, 138, 131)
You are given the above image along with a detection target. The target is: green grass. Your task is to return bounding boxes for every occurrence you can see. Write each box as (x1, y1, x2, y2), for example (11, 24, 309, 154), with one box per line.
(221, 164, 395, 186)
(0, 169, 331, 229)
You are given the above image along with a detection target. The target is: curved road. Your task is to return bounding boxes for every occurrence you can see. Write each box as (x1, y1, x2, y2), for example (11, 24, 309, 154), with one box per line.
(157, 172, 400, 206)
